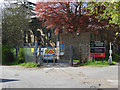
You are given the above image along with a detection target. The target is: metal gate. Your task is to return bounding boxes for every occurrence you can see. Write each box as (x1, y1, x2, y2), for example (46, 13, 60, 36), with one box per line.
(24, 46, 36, 63)
(79, 43, 90, 63)
(60, 45, 73, 63)
(60, 43, 90, 64)
(24, 43, 90, 66)
(41, 45, 72, 66)
(24, 45, 73, 66)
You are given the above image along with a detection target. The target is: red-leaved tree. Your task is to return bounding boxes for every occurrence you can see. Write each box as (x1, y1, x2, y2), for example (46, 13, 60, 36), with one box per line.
(35, 2, 110, 35)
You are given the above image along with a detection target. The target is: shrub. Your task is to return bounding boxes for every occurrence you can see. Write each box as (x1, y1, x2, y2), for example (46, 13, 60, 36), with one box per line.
(2, 45, 14, 64)
(17, 48, 25, 63)
(113, 53, 120, 62)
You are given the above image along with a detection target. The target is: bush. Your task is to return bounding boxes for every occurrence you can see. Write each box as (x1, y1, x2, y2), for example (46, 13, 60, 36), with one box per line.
(2, 45, 15, 64)
(17, 48, 25, 63)
(113, 53, 120, 62)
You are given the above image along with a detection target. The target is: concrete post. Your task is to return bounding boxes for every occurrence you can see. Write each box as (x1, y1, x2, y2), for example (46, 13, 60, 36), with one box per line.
(70, 45, 73, 66)
(57, 41, 60, 60)
(109, 42, 112, 64)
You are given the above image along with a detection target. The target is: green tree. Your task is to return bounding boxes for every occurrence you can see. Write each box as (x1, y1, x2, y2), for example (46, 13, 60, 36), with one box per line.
(86, 2, 120, 43)
(2, 1, 30, 47)
(86, 2, 120, 56)
(86, 2, 120, 27)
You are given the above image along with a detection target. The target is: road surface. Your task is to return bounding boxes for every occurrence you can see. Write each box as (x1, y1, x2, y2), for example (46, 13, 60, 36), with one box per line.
(0, 64, 118, 88)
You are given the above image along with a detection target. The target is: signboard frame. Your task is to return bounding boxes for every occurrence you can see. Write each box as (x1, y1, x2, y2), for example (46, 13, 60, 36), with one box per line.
(90, 41, 105, 57)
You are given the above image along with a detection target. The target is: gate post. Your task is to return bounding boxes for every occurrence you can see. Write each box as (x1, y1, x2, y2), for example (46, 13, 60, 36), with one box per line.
(56, 41, 60, 62)
(16, 48, 19, 57)
(35, 41, 38, 63)
(70, 45, 73, 66)
(39, 45, 42, 66)
(25, 46, 27, 63)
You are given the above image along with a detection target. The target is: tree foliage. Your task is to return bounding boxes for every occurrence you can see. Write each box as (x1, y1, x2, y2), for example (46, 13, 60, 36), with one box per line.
(2, 2, 30, 47)
(86, 2, 120, 28)
(35, 2, 109, 35)
(86, 2, 120, 44)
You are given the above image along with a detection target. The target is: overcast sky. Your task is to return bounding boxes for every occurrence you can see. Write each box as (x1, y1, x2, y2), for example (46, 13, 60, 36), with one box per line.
(28, 0, 37, 3)
(0, 0, 37, 3)
(0, 0, 4, 3)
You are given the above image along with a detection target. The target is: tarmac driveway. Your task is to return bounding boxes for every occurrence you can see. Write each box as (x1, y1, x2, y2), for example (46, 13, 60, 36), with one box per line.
(0, 64, 118, 88)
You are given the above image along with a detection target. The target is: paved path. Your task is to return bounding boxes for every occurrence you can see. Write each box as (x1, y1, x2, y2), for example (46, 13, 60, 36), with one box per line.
(0, 64, 118, 88)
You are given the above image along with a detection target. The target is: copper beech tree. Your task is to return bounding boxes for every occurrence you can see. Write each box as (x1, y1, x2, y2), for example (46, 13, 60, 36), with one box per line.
(35, 2, 110, 35)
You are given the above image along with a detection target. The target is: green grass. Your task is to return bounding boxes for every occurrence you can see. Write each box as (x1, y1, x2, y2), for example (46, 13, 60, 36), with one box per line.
(3, 60, 39, 68)
(79, 60, 117, 67)
(73, 60, 79, 62)
(18, 62, 39, 68)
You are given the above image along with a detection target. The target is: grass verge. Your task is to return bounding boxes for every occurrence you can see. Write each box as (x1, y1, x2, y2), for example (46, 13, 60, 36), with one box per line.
(18, 62, 39, 68)
(79, 60, 117, 67)
(3, 60, 39, 68)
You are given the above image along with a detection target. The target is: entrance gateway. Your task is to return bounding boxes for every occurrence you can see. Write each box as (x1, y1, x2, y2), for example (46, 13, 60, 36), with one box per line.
(24, 41, 69, 66)
(24, 41, 105, 66)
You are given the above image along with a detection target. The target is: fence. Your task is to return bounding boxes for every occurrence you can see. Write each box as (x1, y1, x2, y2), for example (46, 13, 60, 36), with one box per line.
(24, 46, 36, 63)
(60, 45, 73, 64)
(24, 43, 72, 66)
(12, 43, 90, 66)
(79, 43, 90, 62)
(13, 43, 90, 66)
(60, 43, 90, 64)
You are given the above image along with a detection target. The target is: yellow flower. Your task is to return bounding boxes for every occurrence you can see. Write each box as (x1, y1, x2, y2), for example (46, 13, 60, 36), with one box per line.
(116, 32, 119, 35)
